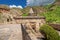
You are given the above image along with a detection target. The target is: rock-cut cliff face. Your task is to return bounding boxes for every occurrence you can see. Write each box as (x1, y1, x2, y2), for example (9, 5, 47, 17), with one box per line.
(0, 5, 23, 23)
(55, 0, 60, 5)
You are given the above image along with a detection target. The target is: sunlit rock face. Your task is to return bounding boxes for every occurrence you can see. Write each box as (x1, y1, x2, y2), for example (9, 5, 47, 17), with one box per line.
(27, 0, 55, 6)
(0, 24, 22, 40)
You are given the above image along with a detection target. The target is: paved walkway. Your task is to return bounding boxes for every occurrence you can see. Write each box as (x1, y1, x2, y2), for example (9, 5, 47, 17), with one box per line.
(0, 24, 22, 40)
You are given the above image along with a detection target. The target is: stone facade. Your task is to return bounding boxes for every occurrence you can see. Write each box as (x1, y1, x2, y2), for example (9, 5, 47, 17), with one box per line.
(14, 16, 45, 31)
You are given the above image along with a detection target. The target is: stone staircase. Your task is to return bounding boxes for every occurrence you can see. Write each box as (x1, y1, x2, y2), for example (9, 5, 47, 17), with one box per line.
(21, 24, 44, 40)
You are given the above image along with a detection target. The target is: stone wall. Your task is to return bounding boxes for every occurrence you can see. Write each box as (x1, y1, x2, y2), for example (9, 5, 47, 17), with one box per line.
(0, 24, 23, 40)
(14, 16, 46, 31)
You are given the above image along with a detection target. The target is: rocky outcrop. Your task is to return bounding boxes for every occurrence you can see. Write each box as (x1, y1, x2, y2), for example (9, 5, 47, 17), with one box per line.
(0, 5, 10, 10)
(10, 8, 23, 17)
(49, 24, 60, 31)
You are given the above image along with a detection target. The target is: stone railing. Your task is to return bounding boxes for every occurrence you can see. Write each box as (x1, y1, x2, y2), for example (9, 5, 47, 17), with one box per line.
(13, 16, 45, 19)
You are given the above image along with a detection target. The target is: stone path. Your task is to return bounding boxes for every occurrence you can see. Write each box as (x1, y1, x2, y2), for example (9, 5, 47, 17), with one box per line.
(0, 24, 22, 40)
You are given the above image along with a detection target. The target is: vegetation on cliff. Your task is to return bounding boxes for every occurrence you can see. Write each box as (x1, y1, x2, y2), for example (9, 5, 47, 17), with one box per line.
(44, 5, 60, 24)
(40, 24, 60, 40)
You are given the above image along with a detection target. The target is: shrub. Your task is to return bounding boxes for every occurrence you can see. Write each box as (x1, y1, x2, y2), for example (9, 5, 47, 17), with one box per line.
(22, 13, 28, 16)
(44, 5, 60, 23)
(40, 24, 60, 40)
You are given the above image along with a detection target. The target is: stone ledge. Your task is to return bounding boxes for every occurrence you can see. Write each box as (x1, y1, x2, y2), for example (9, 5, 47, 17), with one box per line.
(14, 16, 45, 19)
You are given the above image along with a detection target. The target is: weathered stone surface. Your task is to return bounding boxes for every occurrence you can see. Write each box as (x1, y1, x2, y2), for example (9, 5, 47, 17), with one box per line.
(0, 24, 22, 40)
(14, 16, 46, 32)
